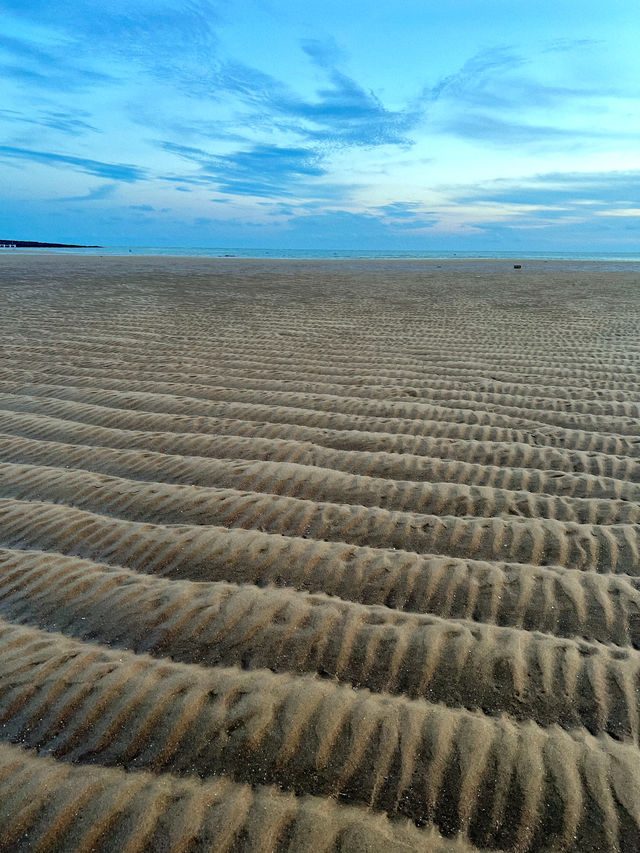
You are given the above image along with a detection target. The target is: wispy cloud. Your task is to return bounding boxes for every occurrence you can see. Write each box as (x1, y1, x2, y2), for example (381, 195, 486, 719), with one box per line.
(452, 169, 640, 207)
(219, 58, 420, 148)
(425, 42, 633, 148)
(300, 36, 347, 69)
(159, 140, 325, 197)
(160, 143, 213, 161)
(0, 146, 147, 182)
(59, 183, 118, 201)
(1, 0, 220, 87)
(429, 47, 528, 107)
(440, 114, 600, 146)
(378, 202, 425, 219)
(126, 105, 248, 144)
(595, 208, 640, 217)
(541, 37, 601, 54)
(414, 168, 640, 240)
(428, 43, 614, 110)
(0, 33, 114, 90)
(375, 202, 438, 228)
(0, 107, 98, 135)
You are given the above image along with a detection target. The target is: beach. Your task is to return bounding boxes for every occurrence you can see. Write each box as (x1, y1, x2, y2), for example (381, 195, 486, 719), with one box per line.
(0, 253, 639, 852)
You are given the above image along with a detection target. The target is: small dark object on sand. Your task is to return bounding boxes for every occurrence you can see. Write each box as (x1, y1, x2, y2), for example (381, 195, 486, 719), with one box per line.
(513, 264, 521, 269)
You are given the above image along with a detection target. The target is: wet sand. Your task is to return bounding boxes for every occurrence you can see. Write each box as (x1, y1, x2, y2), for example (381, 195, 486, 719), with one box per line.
(1, 254, 639, 852)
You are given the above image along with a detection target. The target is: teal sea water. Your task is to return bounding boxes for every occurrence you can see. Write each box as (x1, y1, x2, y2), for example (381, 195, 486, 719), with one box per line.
(3, 246, 640, 260)
(3, 247, 640, 262)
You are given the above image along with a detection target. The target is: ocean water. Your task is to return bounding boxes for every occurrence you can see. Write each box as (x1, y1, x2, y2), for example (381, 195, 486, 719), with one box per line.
(3, 246, 640, 262)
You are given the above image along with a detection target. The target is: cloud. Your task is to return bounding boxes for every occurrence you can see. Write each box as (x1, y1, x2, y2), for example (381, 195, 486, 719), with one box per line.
(129, 204, 154, 211)
(440, 114, 600, 146)
(453, 169, 640, 208)
(294, 70, 419, 147)
(0, 146, 146, 182)
(379, 202, 426, 219)
(284, 209, 400, 245)
(209, 145, 326, 197)
(125, 104, 248, 143)
(160, 142, 211, 161)
(0, 0, 223, 158)
(376, 202, 438, 228)
(1, 1, 220, 91)
(594, 208, 640, 217)
(300, 36, 346, 69)
(159, 140, 326, 197)
(0, 33, 62, 63)
(0, 61, 109, 91)
(429, 47, 528, 107)
(419, 168, 640, 241)
(270, 207, 444, 249)
(541, 38, 601, 54)
(428, 44, 614, 111)
(31, 111, 98, 135)
(0, 34, 114, 90)
(0, 107, 98, 135)
(210, 39, 618, 158)
(59, 183, 118, 201)
(158, 172, 212, 187)
(423, 42, 632, 149)
(217, 59, 420, 149)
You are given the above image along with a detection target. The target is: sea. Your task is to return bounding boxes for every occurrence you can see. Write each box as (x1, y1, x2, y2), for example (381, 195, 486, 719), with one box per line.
(3, 247, 640, 262)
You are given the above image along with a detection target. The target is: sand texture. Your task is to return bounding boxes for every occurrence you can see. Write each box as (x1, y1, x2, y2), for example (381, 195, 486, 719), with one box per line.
(0, 255, 639, 852)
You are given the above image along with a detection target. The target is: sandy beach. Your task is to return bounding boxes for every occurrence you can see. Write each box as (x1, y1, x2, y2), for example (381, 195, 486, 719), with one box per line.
(0, 253, 639, 852)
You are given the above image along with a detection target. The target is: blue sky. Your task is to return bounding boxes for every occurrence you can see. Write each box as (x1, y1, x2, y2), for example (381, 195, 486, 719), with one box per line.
(1, 0, 639, 249)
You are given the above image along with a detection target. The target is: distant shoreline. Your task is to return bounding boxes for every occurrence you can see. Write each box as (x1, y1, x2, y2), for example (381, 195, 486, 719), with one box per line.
(0, 240, 101, 248)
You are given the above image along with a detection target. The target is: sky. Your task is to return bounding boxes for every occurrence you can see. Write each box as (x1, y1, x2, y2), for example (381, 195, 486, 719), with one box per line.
(1, 0, 639, 250)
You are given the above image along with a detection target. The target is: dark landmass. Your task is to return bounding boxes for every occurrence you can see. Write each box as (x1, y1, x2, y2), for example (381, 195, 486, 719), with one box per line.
(0, 240, 101, 248)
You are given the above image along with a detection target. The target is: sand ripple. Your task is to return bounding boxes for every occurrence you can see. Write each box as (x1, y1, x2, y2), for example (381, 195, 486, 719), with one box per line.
(1, 255, 639, 852)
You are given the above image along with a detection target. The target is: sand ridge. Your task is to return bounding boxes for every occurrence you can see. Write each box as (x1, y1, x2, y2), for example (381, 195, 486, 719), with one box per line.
(1, 254, 640, 852)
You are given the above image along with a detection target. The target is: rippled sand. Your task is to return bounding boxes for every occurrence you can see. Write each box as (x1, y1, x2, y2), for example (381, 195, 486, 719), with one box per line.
(1, 254, 639, 852)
